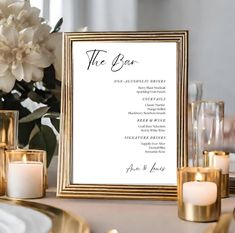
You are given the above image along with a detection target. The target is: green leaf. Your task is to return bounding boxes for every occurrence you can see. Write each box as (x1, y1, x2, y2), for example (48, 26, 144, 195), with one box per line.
(29, 125, 57, 167)
(18, 105, 35, 147)
(28, 91, 46, 104)
(46, 97, 60, 112)
(12, 93, 21, 101)
(14, 82, 27, 93)
(41, 125, 57, 166)
(29, 131, 46, 151)
(34, 89, 52, 102)
(19, 106, 50, 123)
(52, 18, 63, 33)
(14, 80, 34, 98)
(18, 122, 35, 147)
(50, 89, 61, 101)
(18, 105, 31, 118)
(43, 65, 56, 89)
(51, 118, 60, 132)
(43, 112, 60, 118)
(29, 124, 40, 142)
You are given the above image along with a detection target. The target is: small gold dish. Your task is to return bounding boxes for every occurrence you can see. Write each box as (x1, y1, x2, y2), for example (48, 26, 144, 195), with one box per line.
(0, 198, 90, 233)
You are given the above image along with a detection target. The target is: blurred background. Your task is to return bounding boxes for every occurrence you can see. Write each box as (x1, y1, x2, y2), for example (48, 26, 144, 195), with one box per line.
(31, 0, 235, 116)
(30, 0, 235, 150)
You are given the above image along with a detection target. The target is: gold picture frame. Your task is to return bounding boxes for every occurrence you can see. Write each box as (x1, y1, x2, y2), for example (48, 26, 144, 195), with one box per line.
(57, 31, 188, 200)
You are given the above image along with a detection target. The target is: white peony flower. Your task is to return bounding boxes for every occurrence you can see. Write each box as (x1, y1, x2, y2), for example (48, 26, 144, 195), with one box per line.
(0, 0, 57, 93)
(46, 27, 88, 81)
(0, 0, 42, 30)
(46, 32, 62, 81)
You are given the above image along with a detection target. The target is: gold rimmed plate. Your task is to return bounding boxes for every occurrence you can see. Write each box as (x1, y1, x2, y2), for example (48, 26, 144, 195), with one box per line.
(0, 198, 90, 233)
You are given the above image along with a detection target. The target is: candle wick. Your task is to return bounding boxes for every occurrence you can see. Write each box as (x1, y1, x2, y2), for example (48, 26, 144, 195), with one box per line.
(195, 172, 202, 181)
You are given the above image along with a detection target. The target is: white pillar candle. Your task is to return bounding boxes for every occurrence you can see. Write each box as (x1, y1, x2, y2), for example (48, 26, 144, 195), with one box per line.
(7, 159, 43, 199)
(183, 172, 217, 206)
(213, 155, 229, 174)
(183, 181, 217, 206)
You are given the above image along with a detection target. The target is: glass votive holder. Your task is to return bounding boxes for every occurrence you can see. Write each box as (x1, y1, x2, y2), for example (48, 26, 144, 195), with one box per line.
(178, 167, 221, 222)
(5, 149, 47, 199)
(191, 100, 224, 167)
(0, 110, 19, 149)
(204, 150, 229, 198)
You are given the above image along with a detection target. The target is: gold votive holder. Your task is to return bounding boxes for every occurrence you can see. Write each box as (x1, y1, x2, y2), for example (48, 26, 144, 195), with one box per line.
(0, 110, 18, 149)
(0, 110, 18, 196)
(5, 149, 47, 199)
(204, 150, 230, 198)
(178, 167, 221, 222)
(0, 148, 5, 196)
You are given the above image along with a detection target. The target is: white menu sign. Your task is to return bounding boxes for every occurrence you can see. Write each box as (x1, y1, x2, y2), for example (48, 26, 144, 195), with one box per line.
(72, 41, 177, 185)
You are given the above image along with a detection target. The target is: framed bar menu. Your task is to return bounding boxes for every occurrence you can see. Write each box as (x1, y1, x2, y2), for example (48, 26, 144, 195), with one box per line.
(57, 31, 188, 200)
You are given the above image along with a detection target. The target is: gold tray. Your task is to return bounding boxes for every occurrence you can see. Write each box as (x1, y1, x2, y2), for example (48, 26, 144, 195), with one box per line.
(204, 212, 234, 233)
(0, 198, 90, 233)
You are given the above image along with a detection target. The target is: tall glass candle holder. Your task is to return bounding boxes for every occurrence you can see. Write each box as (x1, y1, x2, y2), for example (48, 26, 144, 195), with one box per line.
(5, 149, 47, 199)
(178, 167, 221, 222)
(0, 110, 18, 149)
(191, 101, 224, 167)
(188, 82, 203, 166)
(204, 150, 229, 198)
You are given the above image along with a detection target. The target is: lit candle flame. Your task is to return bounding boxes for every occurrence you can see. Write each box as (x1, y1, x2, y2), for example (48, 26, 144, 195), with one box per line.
(107, 230, 119, 233)
(195, 172, 202, 181)
(1, 128, 6, 143)
(22, 154, 27, 163)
